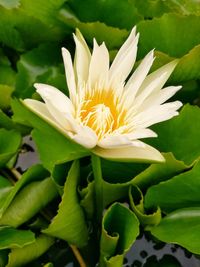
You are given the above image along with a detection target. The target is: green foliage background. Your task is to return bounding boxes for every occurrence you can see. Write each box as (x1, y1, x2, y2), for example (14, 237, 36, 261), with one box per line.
(0, 0, 200, 266)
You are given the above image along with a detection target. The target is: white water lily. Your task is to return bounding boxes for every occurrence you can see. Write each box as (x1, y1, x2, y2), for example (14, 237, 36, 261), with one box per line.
(24, 27, 182, 163)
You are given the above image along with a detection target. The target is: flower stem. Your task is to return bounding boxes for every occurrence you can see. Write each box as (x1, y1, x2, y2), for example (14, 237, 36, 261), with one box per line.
(70, 245, 87, 267)
(10, 168, 21, 180)
(91, 154, 103, 223)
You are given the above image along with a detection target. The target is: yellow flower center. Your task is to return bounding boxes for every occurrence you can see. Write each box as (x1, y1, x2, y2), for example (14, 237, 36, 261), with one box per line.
(78, 89, 127, 140)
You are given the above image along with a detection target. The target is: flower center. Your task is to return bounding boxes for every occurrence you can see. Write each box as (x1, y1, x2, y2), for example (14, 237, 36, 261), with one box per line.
(77, 89, 127, 140)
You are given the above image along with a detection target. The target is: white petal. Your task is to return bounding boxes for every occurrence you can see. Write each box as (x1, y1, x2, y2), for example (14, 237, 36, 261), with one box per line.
(98, 134, 132, 148)
(23, 99, 57, 126)
(23, 99, 97, 149)
(93, 143, 165, 163)
(34, 83, 74, 131)
(133, 72, 169, 109)
(126, 128, 157, 139)
(23, 99, 73, 136)
(73, 29, 91, 86)
(62, 47, 77, 103)
(138, 60, 178, 95)
(109, 32, 139, 84)
(88, 40, 109, 88)
(124, 50, 155, 104)
(138, 85, 182, 112)
(68, 125, 98, 149)
(132, 101, 182, 128)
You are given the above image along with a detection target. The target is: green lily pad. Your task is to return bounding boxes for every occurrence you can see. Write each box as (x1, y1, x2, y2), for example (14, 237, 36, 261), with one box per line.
(145, 159, 200, 213)
(137, 13, 200, 58)
(149, 207, 200, 254)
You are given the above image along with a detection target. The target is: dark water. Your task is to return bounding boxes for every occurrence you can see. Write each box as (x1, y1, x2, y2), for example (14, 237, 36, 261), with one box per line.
(16, 137, 200, 267)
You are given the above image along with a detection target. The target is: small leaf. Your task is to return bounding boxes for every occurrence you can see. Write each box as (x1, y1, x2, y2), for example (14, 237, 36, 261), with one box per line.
(6, 234, 54, 267)
(100, 203, 139, 267)
(0, 226, 35, 249)
(145, 159, 200, 213)
(43, 161, 88, 248)
(149, 207, 200, 254)
(0, 129, 21, 167)
(129, 186, 161, 226)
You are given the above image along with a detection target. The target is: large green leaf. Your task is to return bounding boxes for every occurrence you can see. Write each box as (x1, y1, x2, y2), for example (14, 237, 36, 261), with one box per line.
(66, 0, 142, 29)
(59, 9, 129, 50)
(149, 207, 200, 254)
(0, 226, 35, 249)
(0, 7, 63, 51)
(148, 104, 200, 165)
(0, 177, 58, 227)
(100, 203, 139, 267)
(6, 234, 54, 267)
(12, 99, 89, 170)
(137, 13, 200, 58)
(145, 159, 200, 213)
(43, 161, 88, 248)
(0, 165, 49, 218)
(0, 129, 21, 167)
(133, 0, 171, 18)
(20, 0, 66, 28)
(14, 43, 66, 99)
(152, 45, 200, 86)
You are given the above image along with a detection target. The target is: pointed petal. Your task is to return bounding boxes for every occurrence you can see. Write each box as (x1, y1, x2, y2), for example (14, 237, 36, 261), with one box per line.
(73, 29, 91, 86)
(133, 72, 169, 109)
(34, 83, 74, 131)
(132, 101, 182, 128)
(138, 85, 182, 112)
(88, 40, 109, 88)
(126, 128, 157, 139)
(23, 99, 58, 127)
(109, 31, 139, 84)
(93, 143, 165, 163)
(138, 60, 179, 95)
(62, 47, 77, 103)
(123, 50, 155, 105)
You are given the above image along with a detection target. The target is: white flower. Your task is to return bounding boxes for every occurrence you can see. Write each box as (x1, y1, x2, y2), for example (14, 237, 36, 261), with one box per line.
(24, 27, 182, 163)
